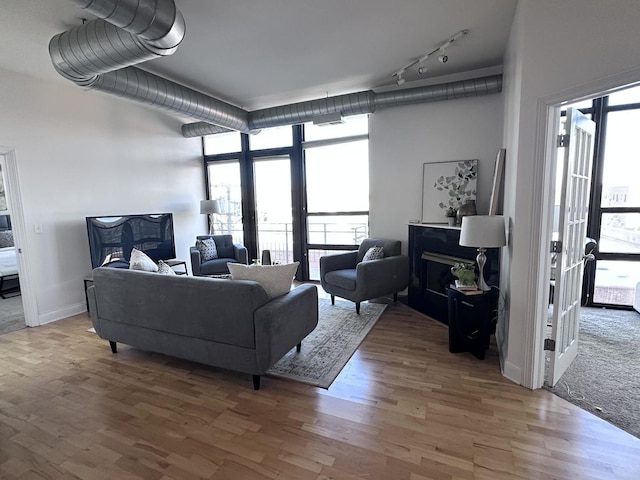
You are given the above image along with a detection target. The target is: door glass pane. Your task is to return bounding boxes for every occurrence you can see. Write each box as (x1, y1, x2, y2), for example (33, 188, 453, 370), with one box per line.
(305, 140, 369, 212)
(207, 161, 243, 244)
(601, 110, 640, 208)
(254, 156, 293, 264)
(308, 249, 352, 281)
(249, 125, 292, 150)
(593, 260, 640, 306)
(304, 114, 368, 142)
(307, 215, 369, 245)
(599, 213, 640, 253)
(203, 131, 241, 155)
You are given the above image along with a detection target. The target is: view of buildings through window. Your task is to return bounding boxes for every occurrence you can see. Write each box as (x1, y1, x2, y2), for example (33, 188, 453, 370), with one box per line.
(203, 116, 369, 280)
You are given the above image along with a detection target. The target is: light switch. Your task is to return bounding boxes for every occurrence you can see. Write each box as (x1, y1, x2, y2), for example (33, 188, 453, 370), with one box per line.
(34, 223, 43, 234)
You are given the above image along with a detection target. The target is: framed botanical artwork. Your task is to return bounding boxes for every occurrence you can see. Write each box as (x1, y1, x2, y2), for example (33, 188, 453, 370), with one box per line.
(421, 160, 477, 223)
(0, 164, 7, 212)
(489, 148, 506, 215)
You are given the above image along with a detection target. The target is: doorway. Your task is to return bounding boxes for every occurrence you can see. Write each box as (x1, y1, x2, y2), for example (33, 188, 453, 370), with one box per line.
(0, 151, 26, 334)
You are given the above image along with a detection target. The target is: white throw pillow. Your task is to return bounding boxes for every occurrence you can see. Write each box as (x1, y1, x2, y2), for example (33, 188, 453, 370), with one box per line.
(362, 246, 385, 262)
(227, 261, 299, 299)
(157, 260, 177, 275)
(129, 248, 158, 272)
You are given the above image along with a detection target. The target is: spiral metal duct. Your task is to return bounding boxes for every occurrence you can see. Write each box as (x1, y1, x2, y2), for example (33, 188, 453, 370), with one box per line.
(181, 74, 503, 138)
(51, 1, 502, 137)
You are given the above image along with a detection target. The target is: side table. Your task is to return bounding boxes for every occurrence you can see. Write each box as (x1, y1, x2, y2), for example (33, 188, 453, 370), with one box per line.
(447, 287, 498, 360)
(165, 259, 188, 275)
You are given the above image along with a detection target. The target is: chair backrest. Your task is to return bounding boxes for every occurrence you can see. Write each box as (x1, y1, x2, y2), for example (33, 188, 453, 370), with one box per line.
(196, 234, 235, 258)
(356, 238, 401, 263)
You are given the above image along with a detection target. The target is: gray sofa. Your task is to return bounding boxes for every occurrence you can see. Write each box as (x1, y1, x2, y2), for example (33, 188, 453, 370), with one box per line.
(320, 238, 409, 313)
(87, 267, 318, 389)
(190, 234, 248, 276)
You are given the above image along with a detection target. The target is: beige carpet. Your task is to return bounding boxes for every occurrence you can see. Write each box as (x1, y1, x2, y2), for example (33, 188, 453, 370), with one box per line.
(0, 295, 26, 335)
(266, 298, 387, 389)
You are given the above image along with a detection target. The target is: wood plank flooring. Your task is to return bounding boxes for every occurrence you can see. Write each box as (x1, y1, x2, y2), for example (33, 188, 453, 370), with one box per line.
(1, 299, 639, 479)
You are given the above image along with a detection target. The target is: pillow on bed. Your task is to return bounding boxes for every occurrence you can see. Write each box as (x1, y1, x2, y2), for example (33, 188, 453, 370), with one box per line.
(227, 262, 299, 299)
(0, 230, 14, 248)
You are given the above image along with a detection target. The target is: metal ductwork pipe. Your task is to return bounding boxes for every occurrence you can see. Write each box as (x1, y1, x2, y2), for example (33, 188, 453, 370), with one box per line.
(180, 74, 502, 138)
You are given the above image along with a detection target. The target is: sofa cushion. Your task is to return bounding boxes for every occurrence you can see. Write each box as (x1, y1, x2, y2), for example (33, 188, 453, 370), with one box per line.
(213, 235, 235, 259)
(157, 260, 177, 275)
(129, 248, 158, 272)
(362, 246, 385, 262)
(201, 258, 239, 275)
(196, 238, 218, 261)
(324, 269, 357, 291)
(228, 262, 299, 299)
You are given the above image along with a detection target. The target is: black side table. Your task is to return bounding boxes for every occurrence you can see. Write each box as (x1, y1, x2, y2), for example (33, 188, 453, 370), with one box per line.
(447, 287, 498, 360)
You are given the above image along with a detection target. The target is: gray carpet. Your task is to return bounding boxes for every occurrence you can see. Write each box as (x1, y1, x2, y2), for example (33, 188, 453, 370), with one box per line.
(0, 295, 26, 335)
(267, 298, 386, 389)
(546, 307, 640, 438)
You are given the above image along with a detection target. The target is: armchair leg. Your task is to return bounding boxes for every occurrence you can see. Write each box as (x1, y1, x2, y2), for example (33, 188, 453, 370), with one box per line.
(355, 302, 360, 314)
(109, 341, 117, 353)
(296, 342, 301, 353)
(252, 375, 261, 390)
(394, 292, 398, 303)
(331, 295, 335, 305)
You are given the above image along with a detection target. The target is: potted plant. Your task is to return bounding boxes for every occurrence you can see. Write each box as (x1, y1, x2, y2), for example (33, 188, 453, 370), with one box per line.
(445, 206, 457, 226)
(451, 262, 477, 288)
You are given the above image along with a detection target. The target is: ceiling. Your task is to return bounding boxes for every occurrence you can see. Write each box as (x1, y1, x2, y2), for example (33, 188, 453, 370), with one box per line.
(1, 0, 518, 112)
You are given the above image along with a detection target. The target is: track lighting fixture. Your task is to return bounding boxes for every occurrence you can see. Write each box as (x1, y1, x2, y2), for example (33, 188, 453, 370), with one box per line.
(391, 29, 468, 84)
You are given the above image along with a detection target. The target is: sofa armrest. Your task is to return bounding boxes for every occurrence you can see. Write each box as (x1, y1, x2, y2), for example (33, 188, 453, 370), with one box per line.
(234, 243, 248, 265)
(355, 255, 410, 294)
(190, 246, 202, 276)
(253, 284, 319, 372)
(320, 250, 357, 275)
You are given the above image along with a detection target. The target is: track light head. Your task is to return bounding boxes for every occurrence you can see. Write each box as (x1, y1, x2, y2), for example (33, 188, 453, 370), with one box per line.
(417, 65, 426, 75)
(397, 77, 406, 86)
(438, 54, 448, 63)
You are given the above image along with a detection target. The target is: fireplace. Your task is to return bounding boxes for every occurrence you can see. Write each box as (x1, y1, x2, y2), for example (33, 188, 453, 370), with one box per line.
(408, 224, 499, 324)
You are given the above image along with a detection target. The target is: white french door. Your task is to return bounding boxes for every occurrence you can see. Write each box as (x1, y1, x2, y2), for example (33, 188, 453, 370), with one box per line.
(547, 108, 596, 387)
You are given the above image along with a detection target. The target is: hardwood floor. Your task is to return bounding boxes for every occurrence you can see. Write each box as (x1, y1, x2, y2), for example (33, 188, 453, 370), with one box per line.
(1, 300, 639, 479)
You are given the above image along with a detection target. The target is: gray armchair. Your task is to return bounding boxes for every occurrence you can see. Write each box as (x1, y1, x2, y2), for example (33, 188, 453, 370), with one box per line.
(190, 234, 248, 276)
(320, 238, 409, 313)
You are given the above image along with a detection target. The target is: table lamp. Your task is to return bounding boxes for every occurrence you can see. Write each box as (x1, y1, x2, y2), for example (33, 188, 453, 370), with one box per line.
(459, 215, 506, 291)
(200, 199, 220, 235)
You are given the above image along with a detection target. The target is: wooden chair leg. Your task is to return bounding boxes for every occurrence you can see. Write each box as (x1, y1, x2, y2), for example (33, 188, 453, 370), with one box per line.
(356, 302, 360, 314)
(109, 341, 117, 353)
(296, 342, 301, 353)
(252, 375, 261, 390)
(331, 295, 335, 305)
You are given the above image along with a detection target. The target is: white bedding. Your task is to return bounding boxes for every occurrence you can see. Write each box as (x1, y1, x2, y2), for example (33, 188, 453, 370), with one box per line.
(0, 247, 18, 276)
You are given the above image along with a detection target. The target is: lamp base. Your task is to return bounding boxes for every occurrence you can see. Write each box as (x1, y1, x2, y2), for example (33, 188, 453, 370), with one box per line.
(476, 248, 490, 291)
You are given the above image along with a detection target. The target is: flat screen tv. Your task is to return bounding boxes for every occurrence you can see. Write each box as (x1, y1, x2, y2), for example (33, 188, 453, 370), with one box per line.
(86, 213, 176, 269)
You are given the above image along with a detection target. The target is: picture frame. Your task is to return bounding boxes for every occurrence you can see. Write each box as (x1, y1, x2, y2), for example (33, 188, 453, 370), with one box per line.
(489, 148, 506, 215)
(421, 160, 477, 224)
(0, 164, 7, 212)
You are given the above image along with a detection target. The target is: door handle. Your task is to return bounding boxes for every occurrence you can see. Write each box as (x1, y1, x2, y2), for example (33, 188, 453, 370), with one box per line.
(583, 253, 595, 262)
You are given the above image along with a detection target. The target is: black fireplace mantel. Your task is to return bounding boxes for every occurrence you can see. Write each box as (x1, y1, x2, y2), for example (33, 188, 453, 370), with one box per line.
(408, 223, 499, 324)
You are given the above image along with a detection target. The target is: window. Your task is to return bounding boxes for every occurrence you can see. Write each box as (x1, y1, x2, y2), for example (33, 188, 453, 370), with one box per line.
(203, 131, 241, 155)
(207, 161, 243, 244)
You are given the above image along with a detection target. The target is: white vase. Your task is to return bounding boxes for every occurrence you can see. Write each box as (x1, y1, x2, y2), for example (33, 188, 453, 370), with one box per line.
(447, 217, 456, 226)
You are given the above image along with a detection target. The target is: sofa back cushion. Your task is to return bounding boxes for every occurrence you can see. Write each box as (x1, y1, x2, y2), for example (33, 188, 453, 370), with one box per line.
(92, 267, 270, 348)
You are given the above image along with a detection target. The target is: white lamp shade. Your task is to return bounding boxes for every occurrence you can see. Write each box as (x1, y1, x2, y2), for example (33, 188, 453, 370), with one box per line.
(459, 215, 506, 248)
(200, 199, 220, 215)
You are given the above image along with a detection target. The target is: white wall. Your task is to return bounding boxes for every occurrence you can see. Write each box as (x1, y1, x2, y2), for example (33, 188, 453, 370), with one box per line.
(501, 0, 640, 386)
(0, 67, 203, 324)
(369, 94, 504, 252)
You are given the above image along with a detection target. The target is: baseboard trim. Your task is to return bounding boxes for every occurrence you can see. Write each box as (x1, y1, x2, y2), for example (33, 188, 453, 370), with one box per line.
(502, 360, 523, 385)
(38, 302, 86, 326)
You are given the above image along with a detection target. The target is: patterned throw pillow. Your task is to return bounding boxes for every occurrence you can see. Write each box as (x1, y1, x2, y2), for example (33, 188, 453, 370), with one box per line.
(0, 230, 14, 248)
(196, 238, 218, 261)
(227, 262, 300, 299)
(157, 260, 177, 275)
(129, 248, 158, 272)
(362, 246, 385, 262)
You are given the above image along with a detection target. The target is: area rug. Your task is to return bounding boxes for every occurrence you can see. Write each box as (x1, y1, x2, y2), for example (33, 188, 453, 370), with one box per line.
(545, 307, 640, 438)
(0, 295, 26, 335)
(266, 299, 387, 389)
